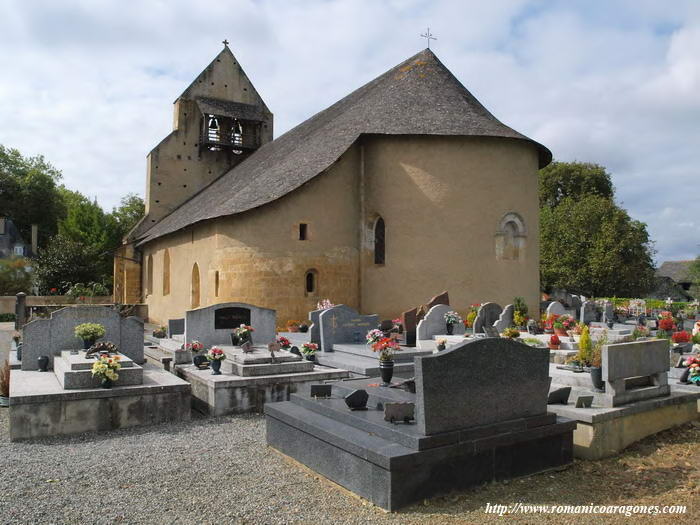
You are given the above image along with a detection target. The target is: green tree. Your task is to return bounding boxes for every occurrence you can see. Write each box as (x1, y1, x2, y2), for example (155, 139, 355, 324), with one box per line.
(33, 235, 102, 294)
(540, 194, 656, 297)
(0, 257, 33, 295)
(689, 255, 700, 299)
(539, 161, 614, 208)
(0, 145, 66, 248)
(111, 193, 145, 238)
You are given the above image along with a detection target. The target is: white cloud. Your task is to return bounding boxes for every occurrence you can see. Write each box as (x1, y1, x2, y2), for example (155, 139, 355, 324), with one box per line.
(0, 0, 698, 261)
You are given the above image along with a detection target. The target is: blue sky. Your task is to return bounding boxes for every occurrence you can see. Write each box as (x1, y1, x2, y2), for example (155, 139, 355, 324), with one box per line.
(1, 0, 698, 262)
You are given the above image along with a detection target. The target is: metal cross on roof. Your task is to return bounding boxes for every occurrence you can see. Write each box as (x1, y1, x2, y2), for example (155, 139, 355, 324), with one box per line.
(222, 39, 229, 47)
(420, 27, 436, 48)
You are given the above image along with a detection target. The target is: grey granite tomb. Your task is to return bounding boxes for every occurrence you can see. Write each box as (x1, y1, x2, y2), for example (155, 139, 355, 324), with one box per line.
(185, 302, 276, 348)
(318, 305, 378, 352)
(601, 339, 670, 406)
(416, 304, 465, 341)
(167, 318, 185, 338)
(580, 300, 597, 324)
(493, 304, 514, 333)
(266, 337, 575, 511)
(473, 302, 502, 334)
(308, 308, 323, 344)
(21, 306, 144, 371)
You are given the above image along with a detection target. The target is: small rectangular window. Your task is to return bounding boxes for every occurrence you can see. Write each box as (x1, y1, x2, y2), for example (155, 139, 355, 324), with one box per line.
(299, 223, 308, 241)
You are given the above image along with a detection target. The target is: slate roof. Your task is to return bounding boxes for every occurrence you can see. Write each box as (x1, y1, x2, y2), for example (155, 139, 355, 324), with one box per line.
(136, 48, 551, 244)
(657, 260, 694, 283)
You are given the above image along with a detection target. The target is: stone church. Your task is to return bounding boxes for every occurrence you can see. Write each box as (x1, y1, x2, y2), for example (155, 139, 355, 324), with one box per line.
(114, 44, 551, 325)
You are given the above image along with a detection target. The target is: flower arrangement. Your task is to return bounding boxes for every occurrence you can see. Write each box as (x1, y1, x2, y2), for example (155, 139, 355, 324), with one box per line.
(672, 331, 691, 344)
(436, 338, 447, 350)
(366, 328, 384, 345)
(233, 324, 254, 337)
(513, 311, 529, 328)
(632, 326, 650, 340)
(300, 343, 318, 355)
(286, 320, 301, 332)
(464, 304, 480, 328)
(207, 347, 226, 361)
(91, 354, 121, 382)
(558, 315, 577, 330)
(186, 341, 204, 353)
(549, 334, 561, 349)
(371, 337, 401, 361)
(277, 336, 291, 350)
(502, 327, 520, 339)
(152, 326, 167, 338)
(74, 323, 106, 342)
(317, 299, 335, 310)
(658, 318, 675, 331)
(444, 311, 462, 325)
(689, 363, 700, 384)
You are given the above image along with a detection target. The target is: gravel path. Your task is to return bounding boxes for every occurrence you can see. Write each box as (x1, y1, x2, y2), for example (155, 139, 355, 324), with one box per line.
(0, 408, 698, 524)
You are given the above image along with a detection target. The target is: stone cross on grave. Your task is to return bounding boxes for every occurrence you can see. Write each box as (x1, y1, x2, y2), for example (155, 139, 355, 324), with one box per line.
(330, 314, 338, 334)
(420, 27, 437, 48)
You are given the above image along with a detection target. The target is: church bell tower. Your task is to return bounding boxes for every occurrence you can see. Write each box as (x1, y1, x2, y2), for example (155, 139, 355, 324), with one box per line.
(141, 42, 273, 229)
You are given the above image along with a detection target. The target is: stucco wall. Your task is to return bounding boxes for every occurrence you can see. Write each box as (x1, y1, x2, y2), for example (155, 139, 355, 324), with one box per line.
(360, 135, 540, 319)
(141, 144, 361, 325)
(139, 135, 541, 326)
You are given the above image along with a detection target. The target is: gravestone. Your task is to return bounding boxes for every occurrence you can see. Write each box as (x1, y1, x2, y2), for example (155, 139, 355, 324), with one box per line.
(308, 308, 323, 344)
(493, 304, 514, 333)
(318, 305, 378, 352)
(401, 307, 418, 347)
(426, 291, 450, 309)
(416, 304, 464, 340)
(580, 300, 597, 324)
(21, 306, 143, 371)
(185, 302, 276, 348)
(473, 302, 502, 334)
(167, 318, 185, 338)
(414, 338, 551, 434)
(602, 301, 614, 323)
(546, 301, 566, 317)
(483, 325, 500, 338)
(570, 295, 582, 311)
(15, 292, 27, 330)
(601, 339, 670, 406)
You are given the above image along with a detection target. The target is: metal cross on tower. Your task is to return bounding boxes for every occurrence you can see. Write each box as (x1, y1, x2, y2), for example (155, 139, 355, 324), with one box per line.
(222, 39, 230, 47)
(420, 27, 436, 48)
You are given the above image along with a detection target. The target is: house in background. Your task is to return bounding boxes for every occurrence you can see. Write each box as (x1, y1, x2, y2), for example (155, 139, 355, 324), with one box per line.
(651, 260, 697, 301)
(0, 217, 31, 258)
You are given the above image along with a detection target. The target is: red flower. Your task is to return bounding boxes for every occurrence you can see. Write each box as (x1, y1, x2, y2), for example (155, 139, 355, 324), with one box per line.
(659, 318, 675, 331)
(550, 334, 561, 345)
(672, 330, 690, 344)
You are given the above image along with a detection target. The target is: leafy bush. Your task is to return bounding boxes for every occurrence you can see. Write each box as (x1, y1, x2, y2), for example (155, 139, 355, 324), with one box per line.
(0, 257, 33, 295)
(521, 337, 545, 347)
(502, 327, 520, 338)
(74, 322, 106, 341)
(513, 296, 528, 317)
(577, 325, 592, 366)
(0, 360, 10, 397)
(66, 282, 110, 298)
(0, 313, 16, 322)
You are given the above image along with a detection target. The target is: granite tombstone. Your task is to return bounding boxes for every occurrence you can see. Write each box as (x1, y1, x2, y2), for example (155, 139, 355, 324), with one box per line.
(318, 305, 378, 352)
(416, 304, 464, 340)
(185, 302, 276, 348)
(493, 304, 514, 333)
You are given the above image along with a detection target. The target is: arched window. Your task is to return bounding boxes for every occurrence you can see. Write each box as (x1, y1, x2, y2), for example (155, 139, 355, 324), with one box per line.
(374, 217, 385, 265)
(305, 269, 317, 295)
(191, 263, 201, 309)
(162, 249, 171, 296)
(495, 213, 526, 261)
(146, 255, 154, 297)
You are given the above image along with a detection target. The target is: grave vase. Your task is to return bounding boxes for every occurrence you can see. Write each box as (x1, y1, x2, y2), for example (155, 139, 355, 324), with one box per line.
(379, 360, 394, 386)
(445, 323, 454, 335)
(554, 328, 568, 337)
(82, 338, 94, 350)
(230, 334, 240, 346)
(304, 353, 316, 362)
(589, 366, 604, 391)
(210, 359, 222, 375)
(101, 378, 113, 389)
(37, 355, 49, 372)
